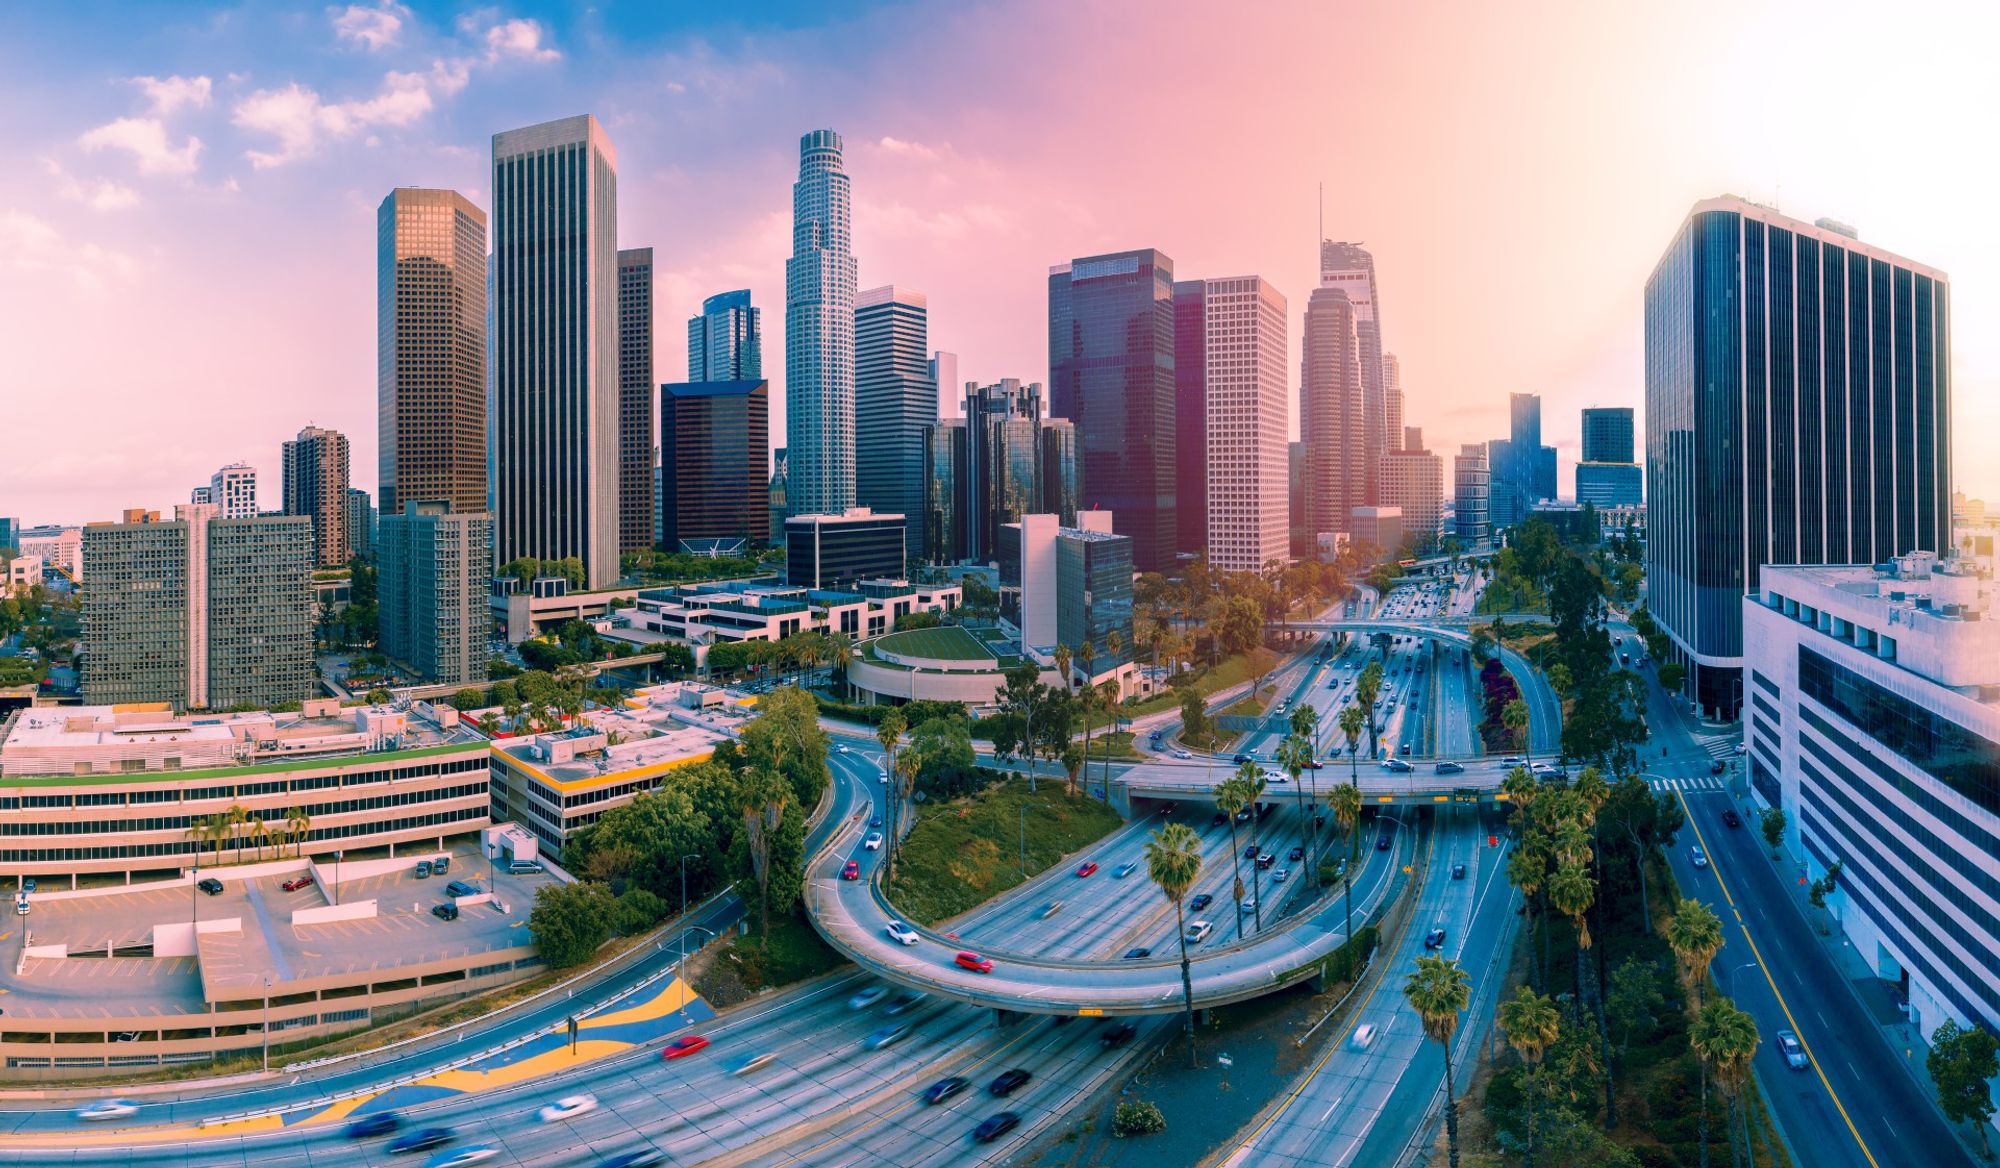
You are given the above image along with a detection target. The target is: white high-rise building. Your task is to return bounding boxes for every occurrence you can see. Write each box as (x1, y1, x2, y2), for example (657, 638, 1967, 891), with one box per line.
(785, 129, 858, 517)
(1454, 444, 1491, 547)
(491, 114, 621, 589)
(1381, 447, 1444, 553)
(1199, 276, 1289, 573)
(208, 462, 257, 519)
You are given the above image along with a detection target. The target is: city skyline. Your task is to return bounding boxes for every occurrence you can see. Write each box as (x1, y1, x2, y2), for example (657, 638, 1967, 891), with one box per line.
(9, 2, 1998, 522)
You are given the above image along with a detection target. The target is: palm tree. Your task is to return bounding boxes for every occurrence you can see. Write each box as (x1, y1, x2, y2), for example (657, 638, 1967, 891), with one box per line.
(1667, 897, 1725, 1008)
(1289, 704, 1323, 883)
(224, 803, 251, 863)
(1276, 732, 1313, 868)
(1690, 996, 1759, 1168)
(1355, 663, 1383, 758)
(1053, 643, 1073, 694)
(889, 750, 920, 884)
(182, 820, 213, 869)
(737, 767, 792, 939)
(1214, 775, 1252, 940)
(1501, 766, 1538, 824)
(1504, 699, 1531, 767)
(1339, 703, 1366, 791)
(1239, 767, 1269, 933)
(1405, 954, 1473, 1168)
(1329, 781, 1363, 945)
(1549, 860, 1596, 995)
(1060, 740, 1085, 798)
(1498, 985, 1561, 1168)
(1144, 822, 1204, 1068)
(875, 707, 907, 788)
(1077, 640, 1097, 769)
(827, 632, 854, 700)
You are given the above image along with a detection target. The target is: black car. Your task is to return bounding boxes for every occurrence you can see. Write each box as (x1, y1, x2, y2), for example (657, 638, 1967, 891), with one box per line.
(1710, 760, 1727, 775)
(1210, 812, 1228, 827)
(988, 1068, 1032, 1096)
(1424, 927, 1447, 949)
(1721, 809, 1742, 828)
(196, 877, 224, 895)
(1451, 863, 1466, 880)
(1243, 845, 1259, 860)
(344, 1111, 403, 1139)
(431, 902, 459, 921)
(1232, 753, 1251, 765)
(1122, 947, 1151, 960)
(1287, 847, 1304, 862)
(1189, 893, 1213, 911)
(1100, 1022, 1138, 1049)
(1255, 853, 1276, 870)
(973, 1112, 1021, 1143)
(924, 1075, 969, 1105)
(1376, 835, 1392, 851)
(387, 1127, 454, 1155)
(869, 814, 882, 828)
(1434, 761, 1465, 775)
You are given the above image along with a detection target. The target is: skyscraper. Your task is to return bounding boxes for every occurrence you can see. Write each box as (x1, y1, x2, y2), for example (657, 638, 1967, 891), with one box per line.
(1049, 249, 1177, 572)
(1454, 444, 1490, 547)
(379, 501, 492, 685)
(1578, 406, 1642, 509)
(208, 462, 257, 519)
(492, 114, 621, 588)
(1320, 241, 1387, 504)
(963, 379, 1049, 564)
(929, 352, 959, 418)
(785, 129, 858, 517)
(282, 425, 351, 567)
(1172, 280, 1208, 560)
(1300, 284, 1362, 543)
(1381, 447, 1444, 552)
(658, 381, 770, 549)
(346, 487, 376, 561)
(1489, 392, 1554, 528)
(617, 247, 655, 554)
(1384, 351, 1405, 455)
(1196, 276, 1289, 573)
(377, 187, 488, 519)
(1644, 196, 1952, 717)
(688, 290, 762, 382)
(1581, 406, 1636, 463)
(855, 285, 936, 560)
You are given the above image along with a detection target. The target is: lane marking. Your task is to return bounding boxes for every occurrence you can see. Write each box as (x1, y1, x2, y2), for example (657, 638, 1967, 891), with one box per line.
(1676, 791, 1880, 1168)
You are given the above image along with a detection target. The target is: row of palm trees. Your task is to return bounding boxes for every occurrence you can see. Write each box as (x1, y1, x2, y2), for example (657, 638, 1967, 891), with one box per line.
(182, 805, 313, 865)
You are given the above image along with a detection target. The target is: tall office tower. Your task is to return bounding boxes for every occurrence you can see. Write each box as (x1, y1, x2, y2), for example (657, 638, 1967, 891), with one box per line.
(1048, 249, 1177, 572)
(1196, 276, 1289, 573)
(346, 488, 377, 560)
(1645, 197, 1952, 718)
(282, 425, 351, 567)
(929, 352, 959, 418)
(1381, 447, 1445, 552)
(854, 286, 936, 559)
(768, 449, 788, 545)
(1320, 241, 1386, 503)
(81, 504, 312, 710)
(924, 420, 967, 564)
(1384, 351, 1404, 454)
(1288, 442, 1309, 558)
(1454, 444, 1490, 547)
(1489, 392, 1552, 528)
(1581, 406, 1635, 463)
(1300, 283, 1363, 544)
(379, 501, 492, 684)
(208, 462, 257, 518)
(688, 289, 762, 381)
(617, 247, 655, 553)
(658, 381, 771, 549)
(189, 487, 211, 505)
(377, 188, 488, 519)
(1537, 446, 1558, 502)
(1172, 280, 1208, 560)
(1040, 418, 1078, 525)
(999, 512, 1133, 669)
(1405, 426, 1423, 453)
(492, 114, 621, 589)
(785, 129, 858, 517)
(963, 379, 1049, 564)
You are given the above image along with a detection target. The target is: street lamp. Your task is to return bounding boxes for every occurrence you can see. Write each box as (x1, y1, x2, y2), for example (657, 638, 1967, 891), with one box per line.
(1018, 804, 1036, 877)
(189, 863, 199, 934)
(261, 976, 272, 1072)
(1722, 961, 1758, 998)
(334, 850, 343, 906)
(679, 853, 702, 928)
(678, 924, 717, 1020)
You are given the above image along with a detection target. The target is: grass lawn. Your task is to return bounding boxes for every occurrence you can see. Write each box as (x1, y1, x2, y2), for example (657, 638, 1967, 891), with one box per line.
(873, 625, 996, 662)
(1085, 730, 1143, 761)
(1220, 691, 1268, 720)
(887, 777, 1126, 925)
(1123, 652, 1262, 716)
(690, 910, 848, 1008)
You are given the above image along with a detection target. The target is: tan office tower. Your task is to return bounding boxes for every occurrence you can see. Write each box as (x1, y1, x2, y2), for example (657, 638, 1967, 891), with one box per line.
(282, 425, 351, 567)
(1300, 284, 1362, 544)
(1380, 446, 1444, 553)
(378, 188, 488, 520)
(1198, 276, 1290, 573)
(618, 247, 655, 553)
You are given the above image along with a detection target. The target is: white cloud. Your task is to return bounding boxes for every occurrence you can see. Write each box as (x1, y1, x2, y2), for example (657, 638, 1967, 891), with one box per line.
(330, 2, 408, 51)
(876, 136, 950, 161)
(0, 209, 138, 296)
(478, 16, 560, 62)
(232, 70, 435, 168)
(77, 117, 203, 176)
(44, 160, 141, 211)
(131, 74, 213, 116)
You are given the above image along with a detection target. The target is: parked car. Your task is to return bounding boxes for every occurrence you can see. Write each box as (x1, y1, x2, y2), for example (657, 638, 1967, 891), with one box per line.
(280, 874, 313, 893)
(196, 877, 224, 895)
(955, 951, 994, 974)
(414, 860, 434, 879)
(506, 860, 541, 875)
(431, 902, 459, 921)
(443, 880, 479, 899)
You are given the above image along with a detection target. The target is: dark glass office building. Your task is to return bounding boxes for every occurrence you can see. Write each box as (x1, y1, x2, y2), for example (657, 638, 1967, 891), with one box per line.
(785, 510, 905, 590)
(1048, 249, 1177, 572)
(1172, 280, 1207, 559)
(854, 286, 936, 561)
(1644, 197, 1952, 717)
(659, 381, 770, 549)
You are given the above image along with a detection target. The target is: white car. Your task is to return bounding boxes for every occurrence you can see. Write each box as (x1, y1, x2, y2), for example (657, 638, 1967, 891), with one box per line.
(1184, 920, 1214, 943)
(848, 985, 889, 1010)
(885, 920, 920, 946)
(537, 1093, 600, 1123)
(76, 1100, 139, 1122)
(835, 744, 849, 753)
(863, 831, 884, 851)
(1171, 749, 1192, 760)
(425, 1150, 499, 1168)
(731, 1051, 777, 1075)
(1350, 1023, 1378, 1051)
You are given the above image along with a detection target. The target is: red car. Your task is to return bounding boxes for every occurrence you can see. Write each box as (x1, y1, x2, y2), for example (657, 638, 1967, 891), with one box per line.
(279, 875, 313, 892)
(661, 1034, 710, 1060)
(841, 860, 861, 881)
(1074, 862, 1099, 878)
(955, 951, 994, 974)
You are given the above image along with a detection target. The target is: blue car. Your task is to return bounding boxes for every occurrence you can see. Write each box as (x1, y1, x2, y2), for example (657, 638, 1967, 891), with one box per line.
(344, 1111, 403, 1139)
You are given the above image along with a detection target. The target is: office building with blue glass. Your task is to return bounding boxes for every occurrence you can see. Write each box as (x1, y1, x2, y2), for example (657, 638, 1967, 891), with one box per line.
(1646, 197, 1952, 718)
(689, 290, 762, 382)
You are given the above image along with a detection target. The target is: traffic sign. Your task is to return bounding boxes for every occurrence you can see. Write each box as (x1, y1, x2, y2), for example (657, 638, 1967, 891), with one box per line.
(1078, 1007, 1104, 1017)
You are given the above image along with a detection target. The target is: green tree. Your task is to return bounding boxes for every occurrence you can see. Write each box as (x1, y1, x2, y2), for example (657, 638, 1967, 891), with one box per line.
(1928, 1018, 1999, 1159)
(365, 686, 392, 705)
(1405, 954, 1472, 1168)
(1759, 805, 1787, 856)
(1289, 703, 1324, 884)
(1339, 703, 1366, 784)
(1329, 781, 1363, 946)
(449, 687, 486, 712)
(612, 887, 668, 935)
(1503, 698, 1531, 766)
(1144, 821, 1204, 1068)
(740, 686, 830, 807)
(1215, 594, 1262, 657)
(1657, 661, 1686, 692)
(571, 782, 717, 906)
(1179, 687, 1212, 748)
(528, 880, 616, 969)
(1690, 996, 1759, 1168)
(1498, 985, 1562, 1168)
(1606, 955, 1665, 1061)
(735, 767, 793, 939)
(1667, 897, 1725, 1009)
(1236, 764, 1269, 933)
(1214, 775, 1254, 939)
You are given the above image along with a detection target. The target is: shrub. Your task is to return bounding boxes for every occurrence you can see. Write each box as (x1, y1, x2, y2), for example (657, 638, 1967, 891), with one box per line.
(1112, 1100, 1166, 1137)
(612, 887, 668, 936)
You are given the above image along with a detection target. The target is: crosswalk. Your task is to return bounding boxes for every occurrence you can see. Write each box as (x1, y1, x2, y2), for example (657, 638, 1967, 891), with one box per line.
(1649, 775, 1729, 793)
(1691, 734, 1742, 763)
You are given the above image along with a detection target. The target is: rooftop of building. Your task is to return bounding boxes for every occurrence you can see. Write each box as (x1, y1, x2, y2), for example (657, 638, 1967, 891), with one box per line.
(491, 697, 730, 789)
(1758, 553, 1999, 697)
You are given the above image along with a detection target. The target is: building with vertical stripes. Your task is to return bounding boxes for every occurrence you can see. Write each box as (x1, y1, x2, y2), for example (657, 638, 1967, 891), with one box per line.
(617, 247, 655, 553)
(785, 129, 858, 517)
(1192, 276, 1289, 573)
(282, 425, 350, 567)
(1646, 198, 1951, 718)
(855, 285, 935, 560)
(658, 381, 770, 549)
(689, 290, 762, 382)
(1300, 283, 1361, 546)
(491, 115, 621, 589)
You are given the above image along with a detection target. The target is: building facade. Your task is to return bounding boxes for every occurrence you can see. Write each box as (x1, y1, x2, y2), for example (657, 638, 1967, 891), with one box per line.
(1381, 447, 1444, 552)
(1320, 241, 1387, 506)
(1049, 249, 1177, 572)
(785, 129, 858, 518)
(1172, 280, 1207, 560)
(854, 286, 936, 561)
(1581, 406, 1635, 463)
(346, 488, 376, 561)
(617, 247, 655, 554)
(208, 463, 257, 519)
(658, 381, 771, 549)
(1646, 197, 1952, 717)
(1384, 351, 1404, 456)
(1196, 276, 1289, 573)
(998, 512, 1133, 679)
(492, 114, 622, 589)
(1742, 555, 1998, 1037)
(785, 509, 904, 590)
(282, 425, 351, 567)
(689, 289, 762, 382)
(17, 526, 81, 579)
(1454, 444, 1491, 547)
(1301, 283, 1362, 545)
(376, 188, 489, 519)
(1576, 462, 1644, 509)
(380, 501, 492, 685)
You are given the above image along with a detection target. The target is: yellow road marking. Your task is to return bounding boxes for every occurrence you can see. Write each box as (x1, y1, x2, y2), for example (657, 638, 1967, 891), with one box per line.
(418, 1038, 629, 1091)
(583, 978, 698, 1029)
(1677, 791, 1880, 1168)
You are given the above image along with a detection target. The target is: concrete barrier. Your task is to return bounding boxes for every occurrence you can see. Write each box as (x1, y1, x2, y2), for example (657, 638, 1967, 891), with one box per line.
(35, 858, 313, 903)
(318, 850, 450, 890)
(292, 899, 377, 926)
(150, 917, 240, 958)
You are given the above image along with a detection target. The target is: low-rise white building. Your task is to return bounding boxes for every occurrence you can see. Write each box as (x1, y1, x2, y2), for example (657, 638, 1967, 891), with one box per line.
(5, 555, 40, 595)
(607, 577, 961, 669)
(1743, 552, 2000, 1038)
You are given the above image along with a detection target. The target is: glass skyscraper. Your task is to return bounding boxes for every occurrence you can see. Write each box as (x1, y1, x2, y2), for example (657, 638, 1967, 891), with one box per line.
(658, 381, 770, 549)
(1320, 241, 1387, 505)
(689, 289, 761, 382)
(1581, 406, 1636, 463)
(618, 247, 655, 553)
(785, 129, 858, 517)
(491, 114, 621, 588)
(1301, 284, 1361, 544)
(855, 286, 936, 561)
(1173, 280, 1208, 559)
(1644, 196, 1952, 717)
(1048, 249, 1177, 573)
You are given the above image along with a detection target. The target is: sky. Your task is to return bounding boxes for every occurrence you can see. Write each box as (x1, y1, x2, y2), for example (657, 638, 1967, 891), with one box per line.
(3, 0, 1997, 524)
